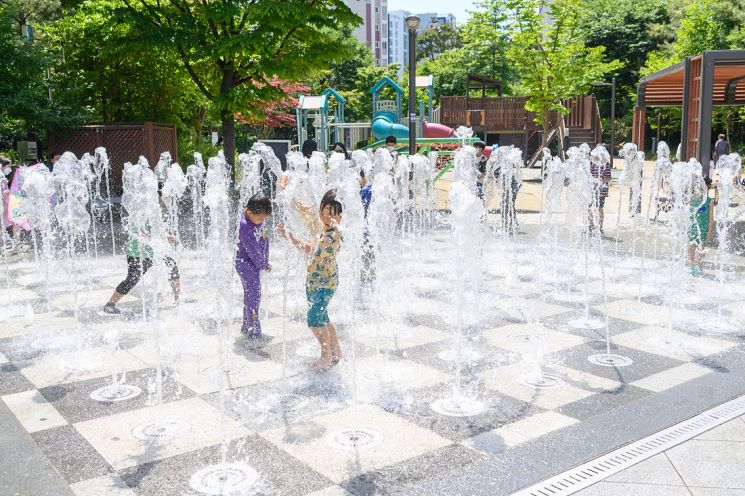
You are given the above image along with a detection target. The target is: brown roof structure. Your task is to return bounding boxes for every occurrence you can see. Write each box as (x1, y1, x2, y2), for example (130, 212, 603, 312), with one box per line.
(632, 50, 745, 172)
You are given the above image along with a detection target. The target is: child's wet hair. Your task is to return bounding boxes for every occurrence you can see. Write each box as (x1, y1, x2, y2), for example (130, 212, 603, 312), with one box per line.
(320, 189, 343, 216)
(246, 193, 272, 215)
(704, 177, 713, 189)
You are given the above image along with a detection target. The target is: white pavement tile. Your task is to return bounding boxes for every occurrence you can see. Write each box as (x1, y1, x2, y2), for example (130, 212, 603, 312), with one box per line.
(575, 481, 692, 496)
(128, 331, 285, 394)
(52, 288, 119, 310)
(304, 486, 354, 496)
(667, 439, 745, 489)
(74, 397, 249, 470)
(613, 326, 738, 362)
(335, 357, 451, 403)
(2, 389, 68, 433)
(464, 411, 578, 454)
(631, 363, 713, 392)
(354, 324, 448, 352)
(480, 362, 621, 410)
(260, 404, 451, 483)
(262, 316, 312, 341)
(597, 299, 696, 327)
(688, 488, 745, 496)
(605, 454, 686, 485)
(4, 287, 43, 303)
(490, 297, 570, 320)
(696, 417, 745, 442)
(20, 348, 148, 389)
(0, 350, 7, 365)
(0, 313, 79, 339)
(483, 323, 587, 355)
(69, 475, 136, 496)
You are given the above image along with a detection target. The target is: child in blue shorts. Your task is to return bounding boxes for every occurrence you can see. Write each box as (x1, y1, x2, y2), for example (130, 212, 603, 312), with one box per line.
(283, 189, 343, 370)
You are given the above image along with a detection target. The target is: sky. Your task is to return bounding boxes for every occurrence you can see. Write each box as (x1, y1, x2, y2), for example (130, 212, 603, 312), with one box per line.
(388, 0, 478, 24)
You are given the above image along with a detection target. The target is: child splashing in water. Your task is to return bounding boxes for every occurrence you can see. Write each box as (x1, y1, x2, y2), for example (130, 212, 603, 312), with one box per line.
(688, 177, 715, 276)
(281, 189, 343, 370)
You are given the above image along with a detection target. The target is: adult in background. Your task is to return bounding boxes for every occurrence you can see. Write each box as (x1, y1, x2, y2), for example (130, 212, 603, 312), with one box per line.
(332, 142, 349, 160)
(713, 134, 730, 165)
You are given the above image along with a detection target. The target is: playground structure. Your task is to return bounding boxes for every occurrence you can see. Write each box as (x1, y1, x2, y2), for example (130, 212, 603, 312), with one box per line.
(296, 89, 347, 151)
(632, 50, 745, 173)
(440, 89, 603, 165)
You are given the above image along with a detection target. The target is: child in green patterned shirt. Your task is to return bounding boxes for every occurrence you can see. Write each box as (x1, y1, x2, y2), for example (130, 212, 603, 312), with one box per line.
(283, 190, 343, 370)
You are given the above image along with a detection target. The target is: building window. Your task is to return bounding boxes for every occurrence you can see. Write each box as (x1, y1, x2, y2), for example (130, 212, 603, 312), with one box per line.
(382, 42, 387, 49)
(375, 41, 380, 48)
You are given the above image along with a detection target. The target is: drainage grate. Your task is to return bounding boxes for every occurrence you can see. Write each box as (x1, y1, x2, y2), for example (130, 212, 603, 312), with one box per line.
(510, 394, 745, 496)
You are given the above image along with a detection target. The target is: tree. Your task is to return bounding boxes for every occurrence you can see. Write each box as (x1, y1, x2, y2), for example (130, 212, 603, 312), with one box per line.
(119, 0, 361, 168)
(460, 0, 515, 90)
(505, 0, 622, 146)
(0, 0, 60, 29)
(417, 23, 462, 62)
(0, 3, 83, 149)
(580, 0, 668, 118)
(419, 48, 470, 102)
(239, 79, 309, 139)
(45, 0, 208, 133)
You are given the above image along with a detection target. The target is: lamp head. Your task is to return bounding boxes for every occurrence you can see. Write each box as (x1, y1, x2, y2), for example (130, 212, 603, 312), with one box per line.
(406, 15, 421, 30)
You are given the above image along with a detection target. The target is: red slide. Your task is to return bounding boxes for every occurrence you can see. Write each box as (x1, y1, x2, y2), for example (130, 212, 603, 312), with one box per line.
(423, 121, 492, 158)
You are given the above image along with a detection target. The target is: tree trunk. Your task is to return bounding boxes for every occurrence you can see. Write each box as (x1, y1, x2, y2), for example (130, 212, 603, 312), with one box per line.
(219, 69, 236, 179)
(221, 109, 236, 177)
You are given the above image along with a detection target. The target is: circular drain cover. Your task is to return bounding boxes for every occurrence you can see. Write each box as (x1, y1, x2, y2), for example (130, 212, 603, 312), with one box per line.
(431, 396, 486, 417)
(256, 393, 309, 414)
(189, 462, 259, 495)
(132, 419, 190, 441)
(519, 373, 567, 389)
(509, 333, 543, 343)
(90, 384, 142, 402)
(588, 354, 634, 367)
(326, 428, 383, 450)
(438, 348, 482, 363)
(568, 318, 605, 330)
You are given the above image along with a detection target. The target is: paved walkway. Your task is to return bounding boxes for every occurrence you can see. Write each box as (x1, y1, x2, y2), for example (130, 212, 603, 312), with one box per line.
(575, 414, 745, 496)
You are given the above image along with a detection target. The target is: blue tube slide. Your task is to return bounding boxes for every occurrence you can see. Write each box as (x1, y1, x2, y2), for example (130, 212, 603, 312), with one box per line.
(371, 114, 410, 140)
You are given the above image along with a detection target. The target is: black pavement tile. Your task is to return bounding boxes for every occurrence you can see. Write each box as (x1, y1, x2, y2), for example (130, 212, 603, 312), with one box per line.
(119, 435, 332, 496)
(540, 311, 643, 340)
(341, 444, 483, 496)
(401, 338, 520, 376)
(39, 368, 195, 424)
(383, 384, 541, 442)
(552, 342, 686, 383)
(0, 362, 35, 395)
(556, 384, 653, 421)
(31, 424, 113, 483)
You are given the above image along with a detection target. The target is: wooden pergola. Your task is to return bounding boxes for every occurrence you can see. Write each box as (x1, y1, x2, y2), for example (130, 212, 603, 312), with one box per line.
(633, 50, 745, 172)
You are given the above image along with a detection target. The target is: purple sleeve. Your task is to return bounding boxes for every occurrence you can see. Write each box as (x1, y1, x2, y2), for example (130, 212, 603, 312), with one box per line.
(239, 221, 269, 270)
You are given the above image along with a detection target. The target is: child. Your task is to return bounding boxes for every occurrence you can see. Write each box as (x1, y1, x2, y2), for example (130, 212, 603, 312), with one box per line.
(474, 141, 487, 200)
(104, 190, 180, 314)
(235, 193, 272, 337)
(688, 178, 715, 276)
(283, 189, 343, 370)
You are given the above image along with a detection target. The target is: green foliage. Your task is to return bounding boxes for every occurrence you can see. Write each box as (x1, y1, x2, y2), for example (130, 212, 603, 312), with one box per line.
(580, 0, 668, 116)
(419, 49, 470, 103)
(417, 23, 462, 62)
(506, 0, 622, 140)
(0, 4, 84, 146)
(118, 0, 362, 165)
(0, 0, 61, 27)
(45, 0, 208, 133)
(460, 0, 516, 90)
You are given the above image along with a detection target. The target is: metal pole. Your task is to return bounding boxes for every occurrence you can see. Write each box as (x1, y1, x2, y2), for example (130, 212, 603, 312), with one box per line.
(408, 27, 417, 155)
(610, 77, 616, 162)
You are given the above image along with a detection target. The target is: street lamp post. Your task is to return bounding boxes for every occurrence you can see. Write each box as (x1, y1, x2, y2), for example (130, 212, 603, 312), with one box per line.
(406, 15, 420, 155)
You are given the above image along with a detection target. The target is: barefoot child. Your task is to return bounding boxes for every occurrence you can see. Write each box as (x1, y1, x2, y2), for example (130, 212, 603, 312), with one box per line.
(235, 193, 272, 336)
(283, 190, 343, 370)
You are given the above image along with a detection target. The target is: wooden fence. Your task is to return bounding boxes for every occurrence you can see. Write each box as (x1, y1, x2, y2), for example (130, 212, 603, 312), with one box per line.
(47, 122, 178, 191)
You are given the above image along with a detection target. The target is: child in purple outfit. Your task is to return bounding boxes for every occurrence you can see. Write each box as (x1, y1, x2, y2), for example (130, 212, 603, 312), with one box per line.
(235, 193, 272, 337)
